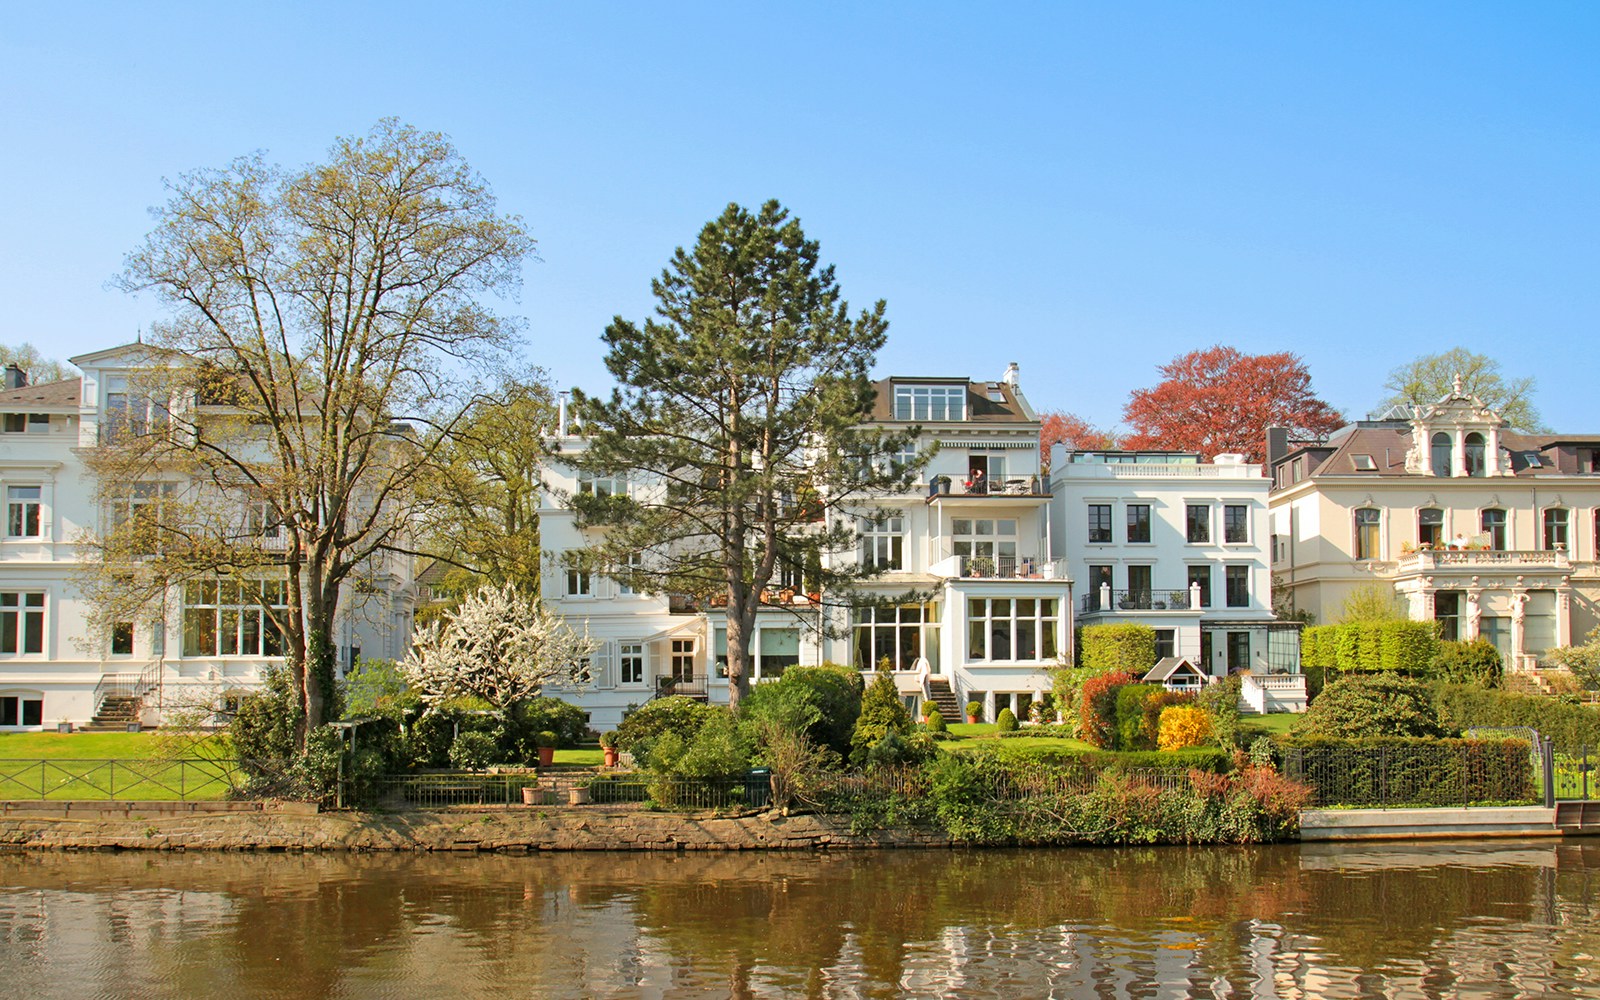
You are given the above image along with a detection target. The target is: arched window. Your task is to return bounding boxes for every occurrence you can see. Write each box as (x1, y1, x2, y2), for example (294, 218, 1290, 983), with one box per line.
(1354, 508, 1381, 560)
(1417, 507, 1444, 548)
(1481, 508, 1507, 550)
(1464, 432, 1486, 477)
(1431, 432, 1452, 477)
(1543, 508, 1569, 551)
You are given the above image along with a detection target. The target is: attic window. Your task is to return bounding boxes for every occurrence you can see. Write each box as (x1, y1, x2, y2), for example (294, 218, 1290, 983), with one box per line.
(986, 385, 1005, 402)
(1352, 454, 1377, 471)
(1523, 452, 1543, 469)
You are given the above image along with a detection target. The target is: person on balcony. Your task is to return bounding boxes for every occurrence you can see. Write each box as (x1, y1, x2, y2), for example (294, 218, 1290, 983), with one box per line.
(1449, 533, 1467, 550)
(965, 469, 987, 494)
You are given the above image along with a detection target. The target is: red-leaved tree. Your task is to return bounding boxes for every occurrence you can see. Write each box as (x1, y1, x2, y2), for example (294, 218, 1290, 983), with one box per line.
(1121, 346, 1343, 462)
(1040, 411, 1121, 464)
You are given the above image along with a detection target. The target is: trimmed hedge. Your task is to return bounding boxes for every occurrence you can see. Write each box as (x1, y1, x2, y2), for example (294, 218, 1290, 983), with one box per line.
(1432, 683, 1600, 747)
(1301, 621, 1439, 675)
(1278, 736, 1534, 807)
(979, 742, 1231, 772)
(1080, 623, 1158, 674)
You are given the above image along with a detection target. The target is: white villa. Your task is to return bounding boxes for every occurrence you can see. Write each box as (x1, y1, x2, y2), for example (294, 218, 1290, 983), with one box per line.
(541, 365, 1073, 729)
(1267, 383, 1600, 672)
(0, 345, 415, 731)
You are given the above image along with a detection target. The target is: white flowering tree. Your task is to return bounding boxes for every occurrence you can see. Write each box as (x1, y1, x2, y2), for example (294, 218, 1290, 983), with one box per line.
(400, 582, 597, 715)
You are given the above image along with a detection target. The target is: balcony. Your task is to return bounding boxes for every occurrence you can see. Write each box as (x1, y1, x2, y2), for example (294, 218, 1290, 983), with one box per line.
(930, 552, 1065, 581)
(1080, 588, 1199, 615)
(927, 476, 1049, 501)
(1395, 549, 1571, 577)
(655, 673, 709, 699)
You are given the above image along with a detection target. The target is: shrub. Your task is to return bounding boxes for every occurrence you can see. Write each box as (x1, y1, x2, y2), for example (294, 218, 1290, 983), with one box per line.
(339, 657, 418, 719)
(1158, 705, 1214, 751)
(965, 701, 983, 719)
(645, 708, 751, 783)
(923, 708, 947, 733)
(449, 730, 500, 770)
(1113, 684, 1163, 750)
(1297, 674, 1448, 739)
(979, 742, 1232, 773)
(230, 667, 300, 766)
(1432, 683, 1600, 746)
(851, 672, 914, 765)
(1079, 671, 1137, 749)
(995, 707, 1019, 732)
(740, 664, 862, 757)
(1431, 639, 1503, 688)
(1080, 623, 1158, 674)
(1195, 674, 1243, 750)
(514, 697, 588, 751)
(1029, 693, 1056, 724)
(613, 696, 719, 758)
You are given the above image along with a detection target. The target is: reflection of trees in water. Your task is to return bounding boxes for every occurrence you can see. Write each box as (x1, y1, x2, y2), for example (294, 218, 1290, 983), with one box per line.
(1, 843, 1598, 996)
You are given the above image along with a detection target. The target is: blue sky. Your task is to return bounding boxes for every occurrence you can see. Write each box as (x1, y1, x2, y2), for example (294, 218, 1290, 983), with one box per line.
(2, 3, 1595, 431)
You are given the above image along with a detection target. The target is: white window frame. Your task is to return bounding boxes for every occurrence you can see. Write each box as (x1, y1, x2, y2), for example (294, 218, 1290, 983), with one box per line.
(1222, 504, 1249, 544)
(966, 597, 1058, 663)
(619, 642, 645, 686)
(893, 384, 967, 421)
(577, 472, 627, 498)
(858, 515, 905, 571)
(6, 486, 42, 538)
(1185, 503, 1211, 544)
(564, 569, 594, 598)
(0, 591, 45, 655)
(181, 580, 288, 658)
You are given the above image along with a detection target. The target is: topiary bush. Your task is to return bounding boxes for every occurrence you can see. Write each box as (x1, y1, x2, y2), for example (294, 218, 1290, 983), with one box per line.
(851, 672, 914, 765)
(965, 701, 983, 720)
(1432, 683, 1600, 746)
(1296, 674, 1449, 739)
(995, 707, 1019, 732)
(923, 708, 947, 733)
(614, 696, 720, 759)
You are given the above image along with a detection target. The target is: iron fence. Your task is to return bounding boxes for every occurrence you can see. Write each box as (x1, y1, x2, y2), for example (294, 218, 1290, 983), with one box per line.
(372, 772, 541, 808)
(0, 757, 251, 801)
(1280, 742, 1536, 808)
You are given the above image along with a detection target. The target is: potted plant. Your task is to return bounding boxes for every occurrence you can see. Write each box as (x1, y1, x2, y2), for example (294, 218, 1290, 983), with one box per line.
(568, 778, 591, 806)
(56, 718, 72, 734)
(521, 781, 541, 806)
(535, 730, 558, 767)
(965, 701, 982, 724)
(931, 475, 952, 495)
(600, 731, 619, 768)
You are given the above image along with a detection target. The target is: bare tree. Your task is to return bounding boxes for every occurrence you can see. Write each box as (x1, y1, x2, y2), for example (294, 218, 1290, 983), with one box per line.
(91, 120, 536, 748)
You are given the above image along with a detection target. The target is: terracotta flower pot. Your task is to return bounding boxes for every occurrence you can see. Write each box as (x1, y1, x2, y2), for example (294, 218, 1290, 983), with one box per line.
(537, 746, 555, 767)
(521, 785, 539, 806)
(603, 748, 619, 767)
(967, 715, 979, 724)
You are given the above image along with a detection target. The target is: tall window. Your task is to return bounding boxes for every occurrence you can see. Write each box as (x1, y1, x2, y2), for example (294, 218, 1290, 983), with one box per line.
(670, 639, 695, 682)
(1354, 508, 1381, 560)
(1187, 565, 1212, 607)
(6, 487, 40, 538)
(1543, 508, 1569, 551)
(1226, 632, 1250, 672)
(1433, 591, 1461, 642)
(111, 622, 134, 656)
(758, 628, 799, 679)
(1225, 565, 1249, 607)
(966, 598, 1057, 662)
(1463, 432, 1486, 477)
(859, 515, 905, 571)
(854, 604, 937, 671)
(1087, 504, 1112, 543)
(1481, 508, 1507, 550)
(564, 569, 593, 597)
(182, 580, 287, 657)
(1431, 432, 1452, 477)
(1126, 504, 1151, 543)
(619, 642, 644, 685)
(1417, 507, 1443, 548)
(1086, 565, 1113, 610)
(1155, 629, 1176, 659)
(102, 376, 170, 442)
(953, 518, 1018, 575)
(1185, 504, 1210, 544)
(1126, 565, 1152, 604)
(245, 501, 281, 540)
(110, 482, 175, 555)
(893, 385, 966, 421)
(1223, 505, 1249, 543)
(0, 592, 44, 654)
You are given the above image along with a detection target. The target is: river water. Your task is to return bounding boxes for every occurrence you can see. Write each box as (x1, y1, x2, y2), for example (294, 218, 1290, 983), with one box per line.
(1, 842, 1597, 998)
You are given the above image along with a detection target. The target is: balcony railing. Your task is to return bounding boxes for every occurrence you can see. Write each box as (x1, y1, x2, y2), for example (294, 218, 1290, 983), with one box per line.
(1397, 549, 1570, 574)
(1080, 588, 1199, 614)
(927, 476, 1048, 499)
(656, 673, 708, 698)
(929, 551, 1064, 580)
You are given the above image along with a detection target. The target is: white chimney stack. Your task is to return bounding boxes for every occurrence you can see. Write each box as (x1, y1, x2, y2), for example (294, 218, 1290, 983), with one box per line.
(557, 391, 570, 438)
(1002, 362, 1019, 388)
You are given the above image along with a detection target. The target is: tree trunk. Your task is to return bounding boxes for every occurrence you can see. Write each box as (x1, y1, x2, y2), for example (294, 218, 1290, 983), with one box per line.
(725, 585, 756, 711)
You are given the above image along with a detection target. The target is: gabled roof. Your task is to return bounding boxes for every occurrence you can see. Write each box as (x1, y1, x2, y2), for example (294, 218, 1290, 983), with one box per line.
(0, 378, 81, 411)
(1143, 657, 1206, 683)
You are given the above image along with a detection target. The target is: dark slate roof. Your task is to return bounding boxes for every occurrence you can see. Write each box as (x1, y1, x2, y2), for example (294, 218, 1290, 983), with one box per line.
(0, 378, 81, 410)
(869, 378, 1029, 423)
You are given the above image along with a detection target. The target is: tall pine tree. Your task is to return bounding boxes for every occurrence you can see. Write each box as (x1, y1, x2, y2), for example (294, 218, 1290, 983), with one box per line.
(570, 201, 919, 709)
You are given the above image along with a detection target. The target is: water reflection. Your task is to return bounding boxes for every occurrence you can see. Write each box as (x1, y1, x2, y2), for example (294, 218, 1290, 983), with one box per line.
(0, 841, 1596, 998)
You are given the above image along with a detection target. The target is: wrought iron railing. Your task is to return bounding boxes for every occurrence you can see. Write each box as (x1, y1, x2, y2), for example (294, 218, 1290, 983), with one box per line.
(656, 673, 708, 698)
(1280, 742, 1537, 808)
(1081, 589, 1196, 613)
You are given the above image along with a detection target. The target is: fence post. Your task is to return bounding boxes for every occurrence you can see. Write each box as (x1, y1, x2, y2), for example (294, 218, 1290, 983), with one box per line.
(1585, 746, 1591, 801)
(1542, 741, 1556, 809)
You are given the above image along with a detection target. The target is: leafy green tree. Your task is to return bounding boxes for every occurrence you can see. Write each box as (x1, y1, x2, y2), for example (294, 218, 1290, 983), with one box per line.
(1378, 348, 1545, 431)
(570, 200, 920, 708)
(739, 664, 862, 758)
(1337, 584, 1406, 623)
(1545, 627, 1600, 690)
(0, 343, 75, 385)
(102, 120, 535, 747)
(1430, 638, 1504, 688)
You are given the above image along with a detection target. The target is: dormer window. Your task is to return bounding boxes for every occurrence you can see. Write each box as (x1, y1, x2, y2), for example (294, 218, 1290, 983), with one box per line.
(1352, 454, 1376, 471)
(893, 385, 966, 421)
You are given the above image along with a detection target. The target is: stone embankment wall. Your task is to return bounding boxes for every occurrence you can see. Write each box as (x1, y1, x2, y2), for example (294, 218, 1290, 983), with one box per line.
(0, 802, 953, 852)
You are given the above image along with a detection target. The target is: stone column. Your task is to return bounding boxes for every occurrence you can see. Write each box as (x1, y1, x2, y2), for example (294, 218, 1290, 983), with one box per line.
(1558, 589, 1572, 648)
(1451, 427, 1467, 478)
(1510, 591, 1528, 670)
(1465, 588, 1482, 641)
(1486, 426, 1502, 476)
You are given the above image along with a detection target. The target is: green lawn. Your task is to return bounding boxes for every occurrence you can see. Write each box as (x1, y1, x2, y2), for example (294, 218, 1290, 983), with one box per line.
(554, 747, 603, 766)
(940, 726, 1097, 753)
(1239, 713, 1301, 738)
(0, 732, 210, 759)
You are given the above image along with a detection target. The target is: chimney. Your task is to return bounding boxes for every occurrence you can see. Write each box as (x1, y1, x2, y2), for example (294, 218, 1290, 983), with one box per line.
(1002, 362, 1020, 388)
(3, 365, 25, 390)
(1266, 426, 1290, 468)
(557, 390, 570, 438)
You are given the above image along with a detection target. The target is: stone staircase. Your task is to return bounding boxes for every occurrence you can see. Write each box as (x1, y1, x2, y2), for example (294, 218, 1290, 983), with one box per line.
(81, 696, 141, 732)
(924, 677, 963, 721)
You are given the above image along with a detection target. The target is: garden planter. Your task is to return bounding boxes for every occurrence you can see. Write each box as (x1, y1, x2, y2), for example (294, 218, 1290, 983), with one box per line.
(603, 748, 619, 767)
(537, 746, 555, 767)
(521, 785, 539, 806)
(568, 787, 591, 806)
(56, 722, 71, 734)
(967, 714, 979, 724)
